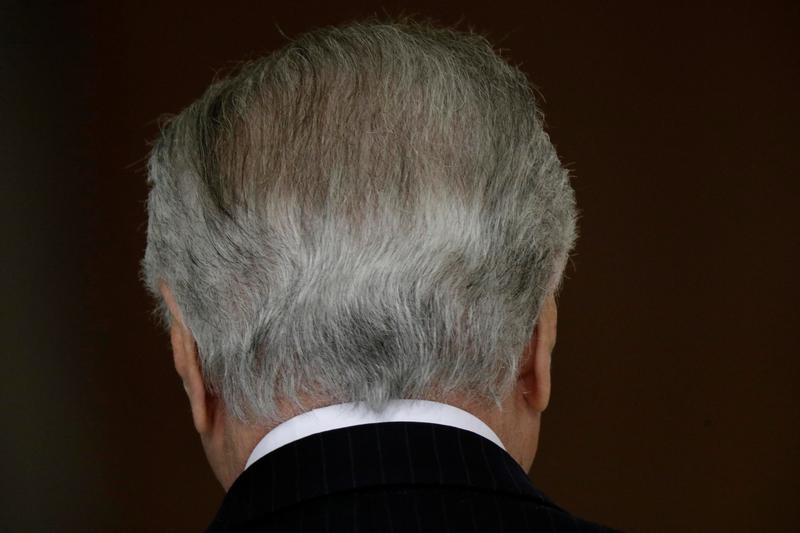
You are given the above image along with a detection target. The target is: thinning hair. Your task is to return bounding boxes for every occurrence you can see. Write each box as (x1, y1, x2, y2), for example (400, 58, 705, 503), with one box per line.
(142, 20, 577, 424)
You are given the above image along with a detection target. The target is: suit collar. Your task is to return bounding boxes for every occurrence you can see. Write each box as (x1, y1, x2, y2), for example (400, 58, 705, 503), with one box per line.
(209, 421, 560, 531)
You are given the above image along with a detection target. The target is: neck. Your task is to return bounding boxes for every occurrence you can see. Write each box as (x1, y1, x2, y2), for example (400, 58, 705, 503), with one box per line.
(208, 393, 539, 490)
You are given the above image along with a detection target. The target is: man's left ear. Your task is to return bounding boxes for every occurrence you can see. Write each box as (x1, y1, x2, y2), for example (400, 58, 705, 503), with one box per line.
(159, 282, 214, 435)
(520, 293, 557, 413)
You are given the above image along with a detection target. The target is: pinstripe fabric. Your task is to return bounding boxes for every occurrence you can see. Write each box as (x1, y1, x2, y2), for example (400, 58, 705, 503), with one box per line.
(207, 422, 622, 532)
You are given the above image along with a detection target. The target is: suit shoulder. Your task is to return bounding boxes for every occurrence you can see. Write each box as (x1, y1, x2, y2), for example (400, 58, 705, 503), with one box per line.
(514, 496, 622, 532)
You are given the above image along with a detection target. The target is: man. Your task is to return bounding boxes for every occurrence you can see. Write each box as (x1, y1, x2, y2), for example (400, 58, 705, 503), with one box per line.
(142, 19, 620, 532)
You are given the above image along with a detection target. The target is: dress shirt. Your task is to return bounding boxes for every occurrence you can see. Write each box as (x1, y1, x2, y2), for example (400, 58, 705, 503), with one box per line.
(245, 399, 505, 470)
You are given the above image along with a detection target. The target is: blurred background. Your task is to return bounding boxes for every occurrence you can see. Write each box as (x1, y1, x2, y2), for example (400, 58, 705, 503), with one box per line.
(2, 1, 798, 531)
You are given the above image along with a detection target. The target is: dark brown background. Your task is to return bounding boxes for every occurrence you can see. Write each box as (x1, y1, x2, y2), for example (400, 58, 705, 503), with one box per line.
(3, 1, 798, 531)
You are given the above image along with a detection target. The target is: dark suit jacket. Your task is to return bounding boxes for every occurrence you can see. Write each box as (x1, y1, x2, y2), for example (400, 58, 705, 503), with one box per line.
(207, 421, 621, 532)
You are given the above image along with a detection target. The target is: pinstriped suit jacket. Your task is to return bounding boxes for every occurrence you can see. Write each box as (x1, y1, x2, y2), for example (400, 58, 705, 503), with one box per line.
(207, 421, 621, 532)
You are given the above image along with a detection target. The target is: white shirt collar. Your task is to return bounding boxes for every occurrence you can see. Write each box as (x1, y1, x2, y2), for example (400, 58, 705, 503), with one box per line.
(245, 399, 505, 470)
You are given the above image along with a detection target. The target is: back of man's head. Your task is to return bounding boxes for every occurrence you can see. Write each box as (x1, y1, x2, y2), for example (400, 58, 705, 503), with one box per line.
(142, 20, 576, 427)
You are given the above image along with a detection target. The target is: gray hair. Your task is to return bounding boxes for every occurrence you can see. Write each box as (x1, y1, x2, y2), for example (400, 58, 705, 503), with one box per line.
(142, 20, 577, 424)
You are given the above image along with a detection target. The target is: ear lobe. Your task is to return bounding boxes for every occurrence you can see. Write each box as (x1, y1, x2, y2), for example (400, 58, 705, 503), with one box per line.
(160, 282, 213, 435)
(177, 335, 214, 435)
(519, 294, 557, 413)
